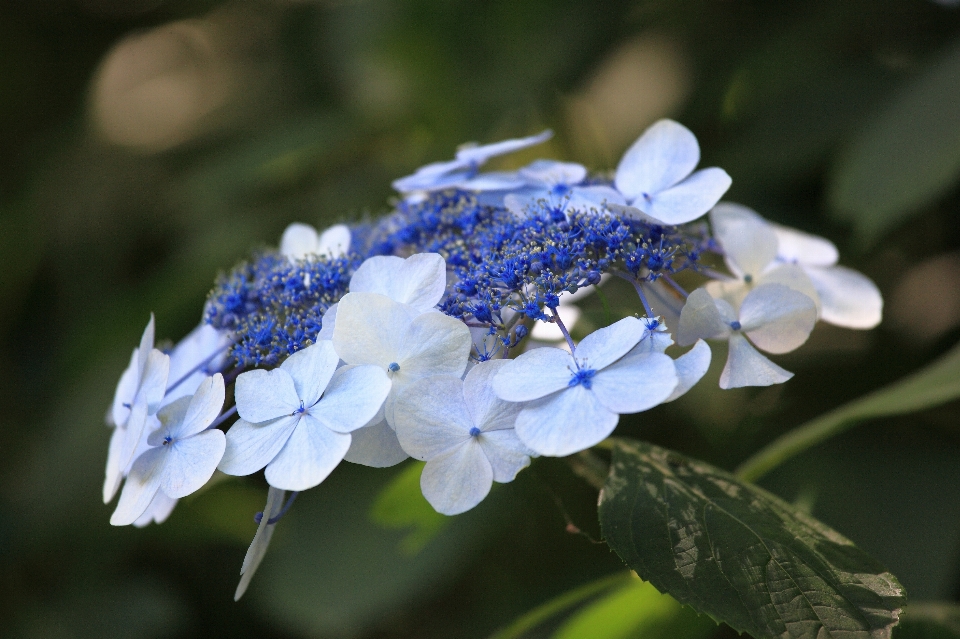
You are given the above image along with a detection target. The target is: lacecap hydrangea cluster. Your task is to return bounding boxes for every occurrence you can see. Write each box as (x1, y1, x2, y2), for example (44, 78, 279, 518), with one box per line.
(102, 120, 883, 599)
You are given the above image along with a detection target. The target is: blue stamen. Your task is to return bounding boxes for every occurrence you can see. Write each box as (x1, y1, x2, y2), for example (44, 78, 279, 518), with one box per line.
(469, 427, 481, 437)
(388, 362, 400, 373)
(569, 368, 596, 389)
(730, 320, 742, 331)
(162, 436, 173, 446)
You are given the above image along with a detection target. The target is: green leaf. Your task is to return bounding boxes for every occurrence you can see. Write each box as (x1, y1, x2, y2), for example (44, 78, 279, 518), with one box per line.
(896, 603, 960, 639)
(736, 339, 960, 482)
(369, 460, 450, 554)
(828, 37, 960, 245)
(489, 573, 632, 639)
(552, 577, 716, 639)
(599, 439, 906, 639)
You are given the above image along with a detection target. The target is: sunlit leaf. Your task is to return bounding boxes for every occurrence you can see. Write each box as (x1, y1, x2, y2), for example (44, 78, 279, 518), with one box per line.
(736, 339, 960, 482)
(896, 602, 960, 639)
(829, 38, 960, 245)
(599, 439, 906, 639)
(489, 572, 631, 639)
(552, 576, 715, 639)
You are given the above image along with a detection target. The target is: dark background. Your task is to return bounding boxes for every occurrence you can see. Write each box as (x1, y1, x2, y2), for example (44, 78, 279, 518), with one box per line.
(3, 1, 960, 637)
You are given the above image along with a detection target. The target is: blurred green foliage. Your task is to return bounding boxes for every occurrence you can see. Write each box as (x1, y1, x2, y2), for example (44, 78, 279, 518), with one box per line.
(3, 1, 960, 638)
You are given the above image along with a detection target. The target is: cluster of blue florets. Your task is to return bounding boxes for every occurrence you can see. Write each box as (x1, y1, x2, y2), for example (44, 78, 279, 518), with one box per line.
(206, 189, 711, 367)
(206, 252, 360, 366)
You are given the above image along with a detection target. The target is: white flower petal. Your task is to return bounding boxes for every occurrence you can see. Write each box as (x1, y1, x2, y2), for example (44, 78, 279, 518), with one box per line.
(759, 264, 820, 313)
(640, 168, 732, 225)
(115, 401, 151, 487)
(171, 374, 224, 440)
(150, 396, 190, 446)
(420, 440, 493, 515)
(111, 447, 166, 526)
(575, 316, 644, 370)
(110, 350, 138, 427)
(343, 418, 409, 467)
(710, 204, 778, 278)
(333, 292, 417, 367)
(492, 346, 574, 402)
(139, 349, 170, 413)
(103, 425, 128, 503)
(280, 223, 320, 260)
(395, 311, 472, 380)
(463, 359, 521, 431)
(234, 368, 301, 424)
(514, 385, 618, 457)
(161, 430, 226, 498)
(591, 351, 678, 414)
(235, 486, 286, 600)
(317, 224, 351, 257)
(280, 341, 339, 406)
(132, 490, 178, 528)
(394, 376, 474, 459)
(518, 159, 587, 186)
(163, 324, 231, 405)
(565, 185, 627, 212)
(311, 365, 391, 434)
(316, 302, 338, 341)
(664, 340, 712, 402)
(477, 429, 532, 483)
(740, 284, 817, 354)
(720, 333, 793, 389)
(805, 265, 883, 329)
(773, 224, 838, 266)
(615, 119, 700, 199)
(351, 253, 448, 312)
(677, 288, 730, 346)
(137, 314, 156, 381)
(264, 416, 351, 491)
(455, 130, 553, 164)
(219, 415, 300, 476)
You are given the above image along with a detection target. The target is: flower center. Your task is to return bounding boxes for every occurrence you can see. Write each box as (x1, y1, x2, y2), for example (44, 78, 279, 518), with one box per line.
(388, 362, 400, 373)
(730, 320, 742, 331)
(569, 367, 597, 389)
(469, 427, 481, 437)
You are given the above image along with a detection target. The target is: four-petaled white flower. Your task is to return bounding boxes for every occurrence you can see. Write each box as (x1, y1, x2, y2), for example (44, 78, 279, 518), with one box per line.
(318, 253, 450, 467)
(104, 314, 171, 503)
(394, 360, 533, 515)
(504, 160, 625, 220)
(678, 285, 817, 389)
(333, 292, 473, 431)
(280, 223, 351, 261)
(612, 119, 732, 225)
(111, 374, 227, 525)
(219, 341, 390, 490)
(705, 203, 819, 311)
(493, 317, 679, 456)
(392, 130, 553, 194)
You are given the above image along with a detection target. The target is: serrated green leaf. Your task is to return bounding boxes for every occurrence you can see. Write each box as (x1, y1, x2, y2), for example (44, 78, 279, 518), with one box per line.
(828, 37, 960, 245)
(369, 460, 450, 554)
(736, 339, 960, 482)
(896, 603, 960, 639)
(599, 439, 906, 639)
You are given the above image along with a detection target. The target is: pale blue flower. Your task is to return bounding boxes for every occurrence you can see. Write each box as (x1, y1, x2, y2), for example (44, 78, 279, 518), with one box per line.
(613, 119, 731, 225)
(111, 374, 227, 525)
(503, 159, 625, 219)
(219, 341, 390, 490)
(394, 360, 532, 515)
(677, 285, 817, 389)
(493, 317, 678, 456)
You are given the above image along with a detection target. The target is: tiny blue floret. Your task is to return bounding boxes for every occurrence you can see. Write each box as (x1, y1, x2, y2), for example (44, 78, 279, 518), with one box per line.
(568, 367, 597, 389)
